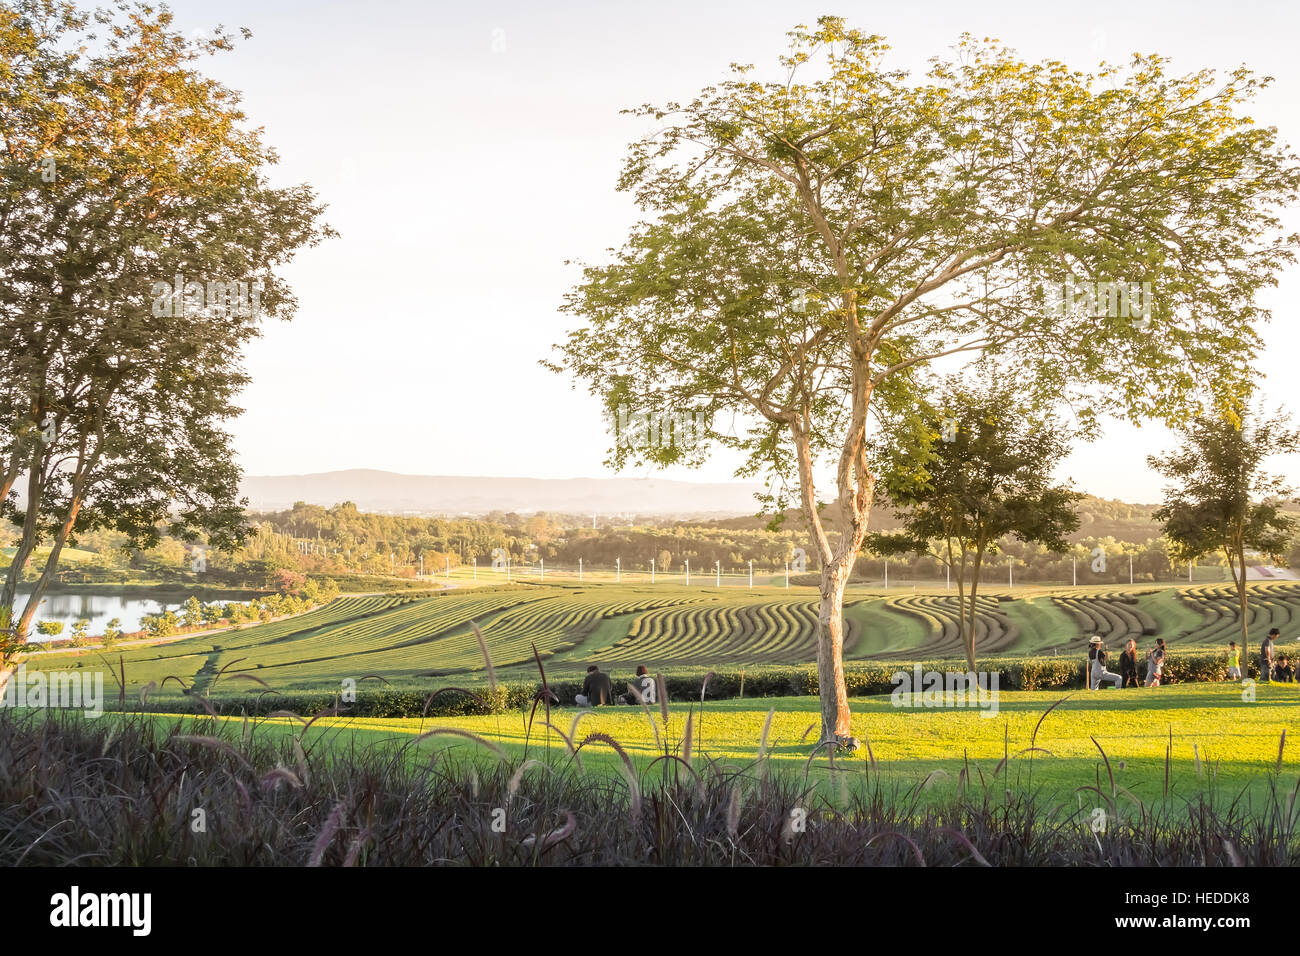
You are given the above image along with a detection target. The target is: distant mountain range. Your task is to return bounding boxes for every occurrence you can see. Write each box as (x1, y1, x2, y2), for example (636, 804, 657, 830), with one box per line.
(240, 470, 765, 517)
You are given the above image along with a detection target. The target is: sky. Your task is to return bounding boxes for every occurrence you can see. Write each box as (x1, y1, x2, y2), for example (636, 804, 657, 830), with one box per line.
(144, 0, 1300, 503)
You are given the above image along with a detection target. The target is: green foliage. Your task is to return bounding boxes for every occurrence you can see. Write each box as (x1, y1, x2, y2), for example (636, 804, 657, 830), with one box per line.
(35, 621, 63, 636)
(1151, 407, 1299, 571)
(546, 18, 1299, 733)
(1151, 406, 1300, 646)
(141, 611, 179, 638)
(23, 582, 1300, 712)
(867, 380, 1082, 668)
(0, 0, 333, 640)
(10, 700, 1300, 866)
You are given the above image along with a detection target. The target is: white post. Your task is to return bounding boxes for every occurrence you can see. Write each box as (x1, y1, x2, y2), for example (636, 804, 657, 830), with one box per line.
(749, 560, 753, 589)
(715, 561, 720, 587)
(540, 558, 544, 582)
(506, 556, 510, 582)
(473, 557, 477, 581)
(616, 558, 620, 583)
(579, 558, 583, 582)
(685, 559, 690, 586)
(650, 558, 655, 583)
(785, 561, 789, 589)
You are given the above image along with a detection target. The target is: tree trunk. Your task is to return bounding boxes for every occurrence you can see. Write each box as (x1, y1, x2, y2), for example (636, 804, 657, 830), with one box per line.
(792, 417, 866, 746)
(952, 539, 973, 672)
(967, 546, 984, 673)
(15, 495, 83, 639)
(0, 440, 23, 508)
(1, 441, 46, 632)
(1234, 541, 1249, 651)
(816, 558, 852, 740)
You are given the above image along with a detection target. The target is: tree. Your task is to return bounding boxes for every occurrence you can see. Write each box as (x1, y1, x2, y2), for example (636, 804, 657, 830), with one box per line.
(657, 549, 672, 572)
(273, 569, 306, 594)
(0, 1, 334, 656)
(549, 19, 1298, 744)
(141, 611, 178, 638)
(183, 596, 203, 629)
(867, 382, 1081, 670)
(1149, 406, 1299, 649)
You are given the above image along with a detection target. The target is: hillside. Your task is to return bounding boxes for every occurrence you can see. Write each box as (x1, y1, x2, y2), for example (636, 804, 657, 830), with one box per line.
(240, 470, 764, 517)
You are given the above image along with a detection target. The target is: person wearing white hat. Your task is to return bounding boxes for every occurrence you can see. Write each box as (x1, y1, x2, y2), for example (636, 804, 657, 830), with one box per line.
(1088, 635, 1122, 690)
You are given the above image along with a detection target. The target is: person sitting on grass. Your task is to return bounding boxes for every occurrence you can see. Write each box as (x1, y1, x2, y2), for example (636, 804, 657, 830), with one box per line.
(1275, 656, 1295, 683)
(1120, 638, 1139, 688)
(623, 664, 656, 705)
(575, 664, 612, 707)
(1227, 641, 1242, 681)
(1088, 636, 1122, 689)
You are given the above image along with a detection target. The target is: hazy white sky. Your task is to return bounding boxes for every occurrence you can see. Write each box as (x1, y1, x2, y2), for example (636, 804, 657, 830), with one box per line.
(153, 0, 1299, 503)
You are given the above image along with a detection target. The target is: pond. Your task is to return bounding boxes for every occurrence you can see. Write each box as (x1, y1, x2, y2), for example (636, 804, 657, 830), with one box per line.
(14, 589, 229, 641)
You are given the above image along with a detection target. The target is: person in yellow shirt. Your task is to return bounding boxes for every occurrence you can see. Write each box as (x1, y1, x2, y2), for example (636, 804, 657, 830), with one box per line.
(1227, 641, 1242, 681)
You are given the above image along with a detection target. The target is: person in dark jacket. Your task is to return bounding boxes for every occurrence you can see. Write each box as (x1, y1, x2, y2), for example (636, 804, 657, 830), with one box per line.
(1261, 629, 1279, 682)
(575, 665, 612, 707)
(1119, 638, 1140, 688)
(1275, 656, 1294, 683)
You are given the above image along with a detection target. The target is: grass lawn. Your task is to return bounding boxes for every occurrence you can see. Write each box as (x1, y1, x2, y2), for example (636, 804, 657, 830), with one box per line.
(95, 681, 1300, 816)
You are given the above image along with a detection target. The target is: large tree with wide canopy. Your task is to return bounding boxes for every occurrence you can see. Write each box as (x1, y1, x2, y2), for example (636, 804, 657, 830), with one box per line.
(549, 17, 1299, 745)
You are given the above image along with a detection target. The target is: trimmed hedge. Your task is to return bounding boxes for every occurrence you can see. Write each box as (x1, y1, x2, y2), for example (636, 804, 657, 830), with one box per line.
(129, 684, 514, 719)
(123, 643, 1299, 719)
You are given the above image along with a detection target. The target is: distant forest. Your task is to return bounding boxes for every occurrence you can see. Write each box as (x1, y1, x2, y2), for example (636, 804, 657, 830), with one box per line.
(5, 495, 1296, 589)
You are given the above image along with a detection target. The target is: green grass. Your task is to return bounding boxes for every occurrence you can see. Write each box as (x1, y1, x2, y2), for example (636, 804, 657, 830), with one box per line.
(23, 580, 1300, 700)
(93, 682, 1300, 811)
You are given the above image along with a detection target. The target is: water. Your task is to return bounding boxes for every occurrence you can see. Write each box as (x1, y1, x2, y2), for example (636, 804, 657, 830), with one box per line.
(14, 590, 197, 641)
